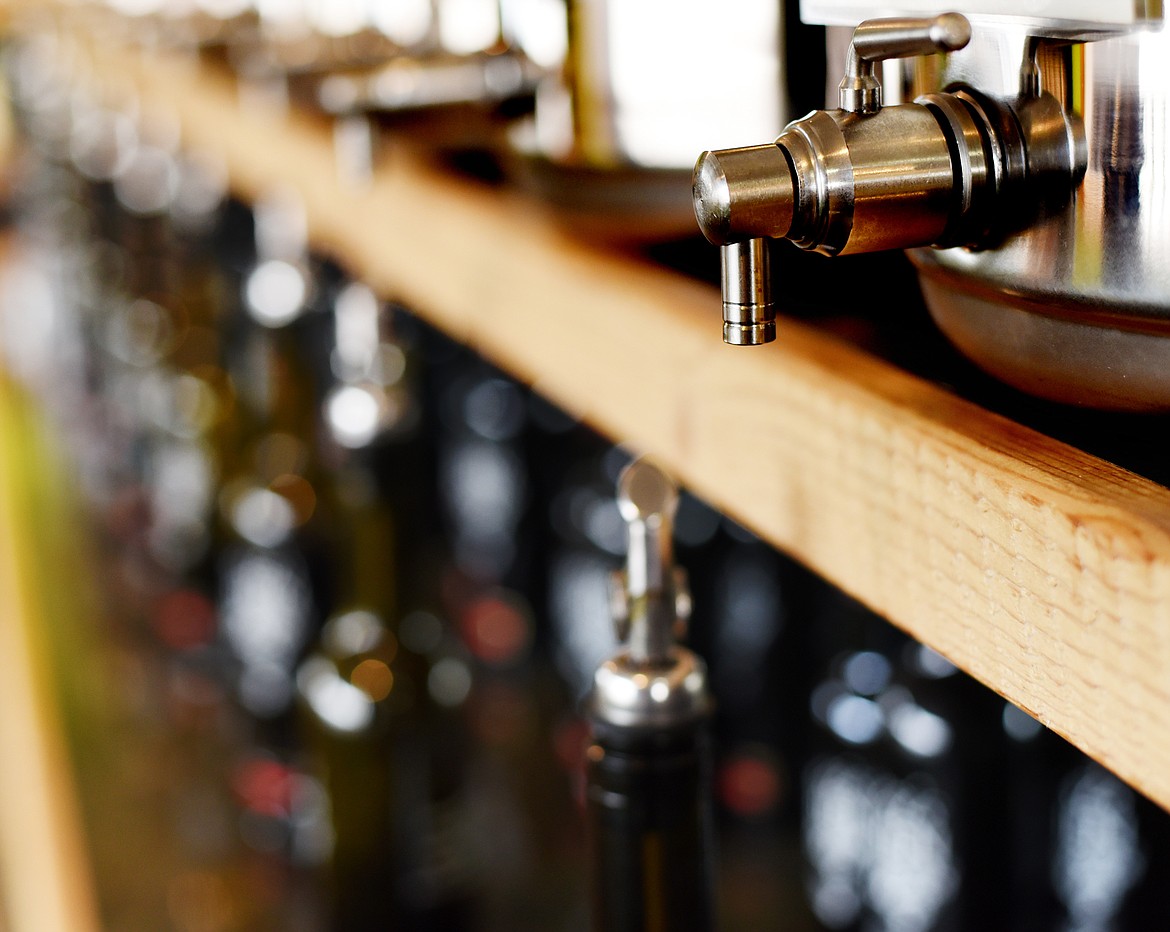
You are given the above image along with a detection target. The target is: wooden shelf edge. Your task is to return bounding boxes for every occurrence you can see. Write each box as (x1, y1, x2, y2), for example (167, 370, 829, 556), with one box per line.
(42, 30, 1170, 813)
(0, 376, 102, 932)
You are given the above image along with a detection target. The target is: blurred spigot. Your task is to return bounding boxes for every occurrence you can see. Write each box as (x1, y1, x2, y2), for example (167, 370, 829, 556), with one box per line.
(692, 12, 1086, 345)
(586, 457, 714, 932)
(316, 49, 543, 118)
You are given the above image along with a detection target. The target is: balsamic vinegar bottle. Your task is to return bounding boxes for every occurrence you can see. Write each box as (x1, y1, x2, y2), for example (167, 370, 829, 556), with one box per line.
(295, 280, 479, 931)
(584, 457, 717, 932)
(295, 603, 409, 931)
(674, 502, 816, 932)
(213, 189, 338, 736)
(410, 330, 582, 930)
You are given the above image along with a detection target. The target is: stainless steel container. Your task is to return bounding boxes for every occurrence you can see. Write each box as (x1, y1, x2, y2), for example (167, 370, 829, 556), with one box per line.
(814, 3, 1170, 410)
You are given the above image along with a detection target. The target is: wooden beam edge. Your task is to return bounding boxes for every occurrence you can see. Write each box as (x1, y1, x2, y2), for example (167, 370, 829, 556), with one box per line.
(0, 376, 102, 932)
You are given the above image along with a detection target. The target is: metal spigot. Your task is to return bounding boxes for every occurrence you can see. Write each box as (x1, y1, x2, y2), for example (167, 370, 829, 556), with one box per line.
(692, 12, 1086, 346)
(316, 50, 543, 117)
(590, 457, 707, 730)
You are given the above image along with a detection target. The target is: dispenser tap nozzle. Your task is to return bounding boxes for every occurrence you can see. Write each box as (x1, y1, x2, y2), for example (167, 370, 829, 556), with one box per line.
(693, 143, 793, 346)
(721, 239, 774, 345)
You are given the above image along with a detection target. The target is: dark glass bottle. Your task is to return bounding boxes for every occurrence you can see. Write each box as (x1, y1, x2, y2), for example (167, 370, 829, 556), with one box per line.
(294, 281, 482, 931)
(422, 337, 597, 931)
(678, 505, 816, 932)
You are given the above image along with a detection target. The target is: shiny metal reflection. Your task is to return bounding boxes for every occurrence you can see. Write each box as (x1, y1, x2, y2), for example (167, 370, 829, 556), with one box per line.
(906, 24, 1170, 408)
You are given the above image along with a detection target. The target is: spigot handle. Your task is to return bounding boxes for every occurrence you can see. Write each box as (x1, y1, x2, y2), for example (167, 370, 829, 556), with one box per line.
(840, 13, 971, 113)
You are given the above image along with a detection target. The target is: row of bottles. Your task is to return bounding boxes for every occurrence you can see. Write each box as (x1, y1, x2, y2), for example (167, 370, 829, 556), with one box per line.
(0, 43, 584, 930)
(3, 30, 1170, 932)
(795, 574, 1170, 932)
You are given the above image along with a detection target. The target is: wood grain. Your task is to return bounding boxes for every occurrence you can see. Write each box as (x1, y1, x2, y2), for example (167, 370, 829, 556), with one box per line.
(49, 30, 1170, 813)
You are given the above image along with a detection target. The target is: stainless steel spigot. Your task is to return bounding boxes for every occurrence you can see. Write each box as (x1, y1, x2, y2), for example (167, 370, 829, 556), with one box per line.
(316, 50, 543, 117)
(692, 12, 1086, 345)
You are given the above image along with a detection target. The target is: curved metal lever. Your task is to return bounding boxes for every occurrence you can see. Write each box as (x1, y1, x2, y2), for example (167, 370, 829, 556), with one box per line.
(840, 13, 971, 113)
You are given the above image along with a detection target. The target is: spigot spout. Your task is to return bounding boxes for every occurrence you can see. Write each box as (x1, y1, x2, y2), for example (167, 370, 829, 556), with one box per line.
(693, 145, 792, 346)
(722, 239, 774, 345)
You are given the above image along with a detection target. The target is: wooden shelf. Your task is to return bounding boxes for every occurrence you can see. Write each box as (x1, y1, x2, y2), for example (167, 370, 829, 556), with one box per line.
(28, 24, 1170, 815)
(0, 374, 101, 932)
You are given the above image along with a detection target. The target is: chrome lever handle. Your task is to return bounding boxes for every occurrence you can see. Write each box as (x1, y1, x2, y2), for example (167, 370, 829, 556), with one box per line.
(840, 12, 971, 113)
